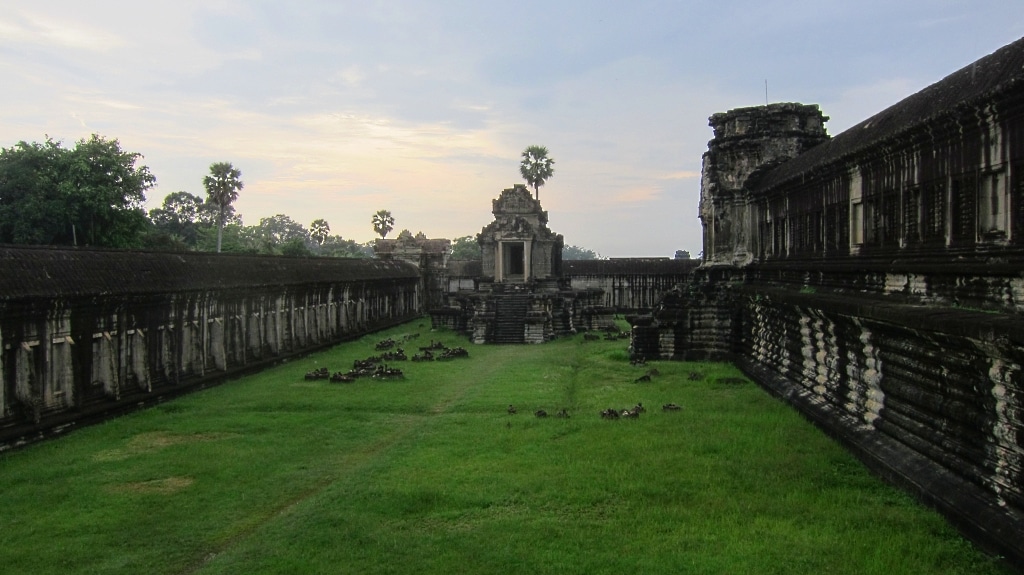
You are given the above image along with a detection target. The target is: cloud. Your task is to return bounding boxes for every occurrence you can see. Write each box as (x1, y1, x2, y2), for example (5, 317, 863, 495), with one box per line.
(2, 0, 1024, 259)
(335, 66, 365, 88)
(0, 11, 124, 52)
(662, 171, 700, 181)
(612, 185, 663, 204)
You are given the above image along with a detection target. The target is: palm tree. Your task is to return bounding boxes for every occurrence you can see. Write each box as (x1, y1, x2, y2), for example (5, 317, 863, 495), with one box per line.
(310, 218, 330, 247)
(372, 210, 395, 239)
(519, 145, 555, 200)
(202, 162, 244, 253)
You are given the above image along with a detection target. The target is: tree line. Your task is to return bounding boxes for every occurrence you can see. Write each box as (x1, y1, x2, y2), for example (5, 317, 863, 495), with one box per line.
(0, 136, 615, 259)
(0, 135, 371, 257)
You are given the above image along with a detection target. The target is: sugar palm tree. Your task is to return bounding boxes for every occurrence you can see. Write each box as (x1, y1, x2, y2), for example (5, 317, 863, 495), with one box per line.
(519, 145, 555, 201)
(372, 209, 394, 239)
(202, 162, 244, 253)
(310, 218, 330, 247)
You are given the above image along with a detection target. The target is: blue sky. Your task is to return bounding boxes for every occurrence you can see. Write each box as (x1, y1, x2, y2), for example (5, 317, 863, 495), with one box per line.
(2, 1, 1023, 257)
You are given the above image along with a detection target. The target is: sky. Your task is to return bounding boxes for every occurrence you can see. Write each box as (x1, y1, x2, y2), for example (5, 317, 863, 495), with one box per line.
(2, 1, 1023, 258)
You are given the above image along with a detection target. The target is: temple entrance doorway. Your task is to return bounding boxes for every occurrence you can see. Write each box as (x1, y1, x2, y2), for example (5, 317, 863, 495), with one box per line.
(502, 242, 526, 282)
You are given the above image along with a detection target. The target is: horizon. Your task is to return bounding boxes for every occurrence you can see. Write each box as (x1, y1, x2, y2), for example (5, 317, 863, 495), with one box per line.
(2, 1, 1023, 257)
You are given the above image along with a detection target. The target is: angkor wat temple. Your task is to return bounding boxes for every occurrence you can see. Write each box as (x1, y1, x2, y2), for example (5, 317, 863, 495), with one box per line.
(2, 34, 1023, 568)
(631, 37, 1024, 565)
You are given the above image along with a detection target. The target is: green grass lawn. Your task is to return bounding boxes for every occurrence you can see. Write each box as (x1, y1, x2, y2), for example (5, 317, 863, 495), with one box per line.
(0, 320, 1011, 575)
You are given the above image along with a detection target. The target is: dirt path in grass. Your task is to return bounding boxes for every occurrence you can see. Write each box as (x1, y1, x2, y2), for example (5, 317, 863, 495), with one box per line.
(176, 344, 522, 575)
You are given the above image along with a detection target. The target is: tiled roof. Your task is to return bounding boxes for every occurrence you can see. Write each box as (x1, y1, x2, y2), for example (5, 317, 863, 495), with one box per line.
(0, 245, 419, 300)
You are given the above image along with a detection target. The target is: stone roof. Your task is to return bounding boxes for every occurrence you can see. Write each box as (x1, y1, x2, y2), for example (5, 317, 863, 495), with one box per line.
(754, 35, 1024, 191)
(563, 258, 699, 275)
(0, 245, 419, 300)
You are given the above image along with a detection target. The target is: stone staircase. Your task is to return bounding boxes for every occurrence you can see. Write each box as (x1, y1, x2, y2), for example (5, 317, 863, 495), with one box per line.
(492, 294, 530, 343)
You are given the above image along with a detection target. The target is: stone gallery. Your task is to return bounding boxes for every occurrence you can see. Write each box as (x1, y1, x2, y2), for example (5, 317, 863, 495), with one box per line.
(631, 37, 1024, 565)
(0, 33, 1022, 568)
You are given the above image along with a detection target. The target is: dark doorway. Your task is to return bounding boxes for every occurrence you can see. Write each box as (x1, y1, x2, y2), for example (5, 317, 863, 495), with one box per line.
(504, 242, 525, 279)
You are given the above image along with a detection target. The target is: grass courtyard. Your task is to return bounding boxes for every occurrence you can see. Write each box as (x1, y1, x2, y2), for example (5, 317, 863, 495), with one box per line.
(0, 320, 1011, 574)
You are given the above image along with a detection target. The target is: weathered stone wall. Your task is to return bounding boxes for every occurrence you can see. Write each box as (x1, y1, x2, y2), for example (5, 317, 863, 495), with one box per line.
(700, 103, 830, 266)
(374, 235, 450, 311)
(444, 260, 481, 294)
(443, 259, 697, 314)
(635, 37, 1024, 566)
(736, 285, 1024, 563)
(0, 247, 422, 449)
(564, 259, 698, 312)
(633, 262, 1024, 564)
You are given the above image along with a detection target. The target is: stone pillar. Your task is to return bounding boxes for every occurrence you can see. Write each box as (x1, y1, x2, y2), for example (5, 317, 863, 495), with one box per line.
(491, 238, 499, 280)
(524, 239, 532, 282)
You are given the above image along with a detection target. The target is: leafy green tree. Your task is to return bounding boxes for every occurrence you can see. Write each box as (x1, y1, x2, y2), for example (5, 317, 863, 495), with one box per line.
(148, 191, 205, 246)
(0, 135, 154, 247)
(202, 162, 244, 253)
(519, 145, 555, 200)
(197, 198, 238, 228)
(449, 235, 481, 259)
(255, 214, 309, 253)
(321, 235, 372, 258)
(674, 249, 692, 259)
(280, 237, 312, 257)
(372, 209, 394, 239)
(194, 221, 256, 254)
(0, 138, 65, 244)
(310, 218, 330, 247)
(563, 244, 599, 260)
(139, 229, 191, 252)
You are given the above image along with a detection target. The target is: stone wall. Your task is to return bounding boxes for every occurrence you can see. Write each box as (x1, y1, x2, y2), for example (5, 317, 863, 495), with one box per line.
(701, 103, 830, 266)
(442, 258, 697, 314)
(736, 282, 1023, 564)
(373, 235, 450, 311)
(634, 36, 1024, 566)
(0, 246, 422, 449)
(564, 259, 698, 312)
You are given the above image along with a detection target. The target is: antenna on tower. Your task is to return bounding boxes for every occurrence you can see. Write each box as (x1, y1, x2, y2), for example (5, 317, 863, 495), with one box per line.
(765, 79, 769, 106)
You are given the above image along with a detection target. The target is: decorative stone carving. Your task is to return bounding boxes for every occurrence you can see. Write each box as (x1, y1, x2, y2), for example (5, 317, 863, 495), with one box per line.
(432, 184, 615, 342)
(479, 184, 563, 285)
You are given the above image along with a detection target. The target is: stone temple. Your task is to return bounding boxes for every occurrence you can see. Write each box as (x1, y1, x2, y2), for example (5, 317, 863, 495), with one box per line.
(431, 184, 614, 343)
(1, 35, 1023, 568)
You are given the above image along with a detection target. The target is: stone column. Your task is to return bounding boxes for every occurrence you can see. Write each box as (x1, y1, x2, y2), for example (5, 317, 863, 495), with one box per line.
(496, 241, 504, 282)
(524, 239, 533, 281)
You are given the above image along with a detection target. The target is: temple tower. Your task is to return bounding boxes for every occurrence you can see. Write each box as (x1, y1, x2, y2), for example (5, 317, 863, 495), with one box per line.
(700, 103, 830, 266)
(431, 184, 613, 343)
(478, 184, 563, 288)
